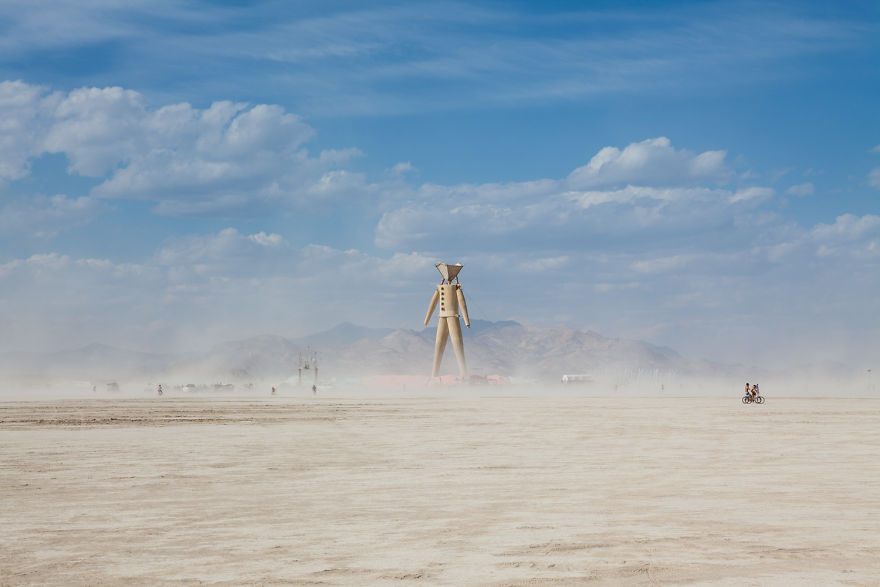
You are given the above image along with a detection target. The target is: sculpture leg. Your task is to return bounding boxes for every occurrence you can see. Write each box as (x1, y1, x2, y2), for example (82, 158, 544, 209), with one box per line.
(447, 317, 468, 378)
(432, 318, 449, 377)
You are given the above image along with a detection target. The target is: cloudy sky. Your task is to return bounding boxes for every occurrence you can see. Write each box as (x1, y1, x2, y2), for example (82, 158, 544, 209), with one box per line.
(1, 0, 878, 368)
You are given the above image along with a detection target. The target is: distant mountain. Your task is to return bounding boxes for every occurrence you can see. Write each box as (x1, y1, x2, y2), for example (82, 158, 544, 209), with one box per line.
(292, 322, 394, 347)
(170, 321, 708, 381)
(0, 321, 739, 383)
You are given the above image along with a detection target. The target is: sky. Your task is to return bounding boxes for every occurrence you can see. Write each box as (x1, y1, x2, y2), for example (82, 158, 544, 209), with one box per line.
(0, 0, 878, 368)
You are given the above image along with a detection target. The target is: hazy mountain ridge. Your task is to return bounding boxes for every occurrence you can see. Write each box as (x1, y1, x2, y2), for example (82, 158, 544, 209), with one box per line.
(0, 321, 721, 382)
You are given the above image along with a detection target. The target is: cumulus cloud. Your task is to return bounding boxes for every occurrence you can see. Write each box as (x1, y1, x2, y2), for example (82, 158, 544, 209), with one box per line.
(812, 213, 880, 243)
(567, 137, 730, 189)
(376, 139, 765, 251)
(248, 232, 284, 247)
(45, 86, 149, 176)
(0, 81, 363, 215)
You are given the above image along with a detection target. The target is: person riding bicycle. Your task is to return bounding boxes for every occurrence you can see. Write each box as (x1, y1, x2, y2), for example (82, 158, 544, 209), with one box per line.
(750, 384, 758, 399)
(745, 382, 750, 397)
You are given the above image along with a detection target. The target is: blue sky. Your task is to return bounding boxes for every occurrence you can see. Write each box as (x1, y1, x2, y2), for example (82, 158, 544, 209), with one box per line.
(0, 0, 878, 368)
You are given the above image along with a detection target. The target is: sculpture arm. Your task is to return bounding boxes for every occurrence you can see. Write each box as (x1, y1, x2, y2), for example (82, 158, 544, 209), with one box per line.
(424, 290, 439, 325)
(457, 288, 470, 328)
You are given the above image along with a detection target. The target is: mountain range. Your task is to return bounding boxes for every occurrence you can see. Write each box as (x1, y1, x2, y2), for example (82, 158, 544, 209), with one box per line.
(0, 321, 733, 383)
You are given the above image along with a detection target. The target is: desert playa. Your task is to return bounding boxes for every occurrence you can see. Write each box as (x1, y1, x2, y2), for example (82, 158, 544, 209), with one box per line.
(2, 395, 879, 585)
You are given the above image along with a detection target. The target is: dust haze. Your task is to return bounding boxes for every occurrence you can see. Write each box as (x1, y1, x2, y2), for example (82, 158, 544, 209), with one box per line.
(1, 320, 877, 400)
(2, 322, 879, 584)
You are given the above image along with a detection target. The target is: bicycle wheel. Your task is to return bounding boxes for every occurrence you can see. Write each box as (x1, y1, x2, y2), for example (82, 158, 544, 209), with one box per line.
(756, 396, 764, 404)
(742, 396, 750, 404)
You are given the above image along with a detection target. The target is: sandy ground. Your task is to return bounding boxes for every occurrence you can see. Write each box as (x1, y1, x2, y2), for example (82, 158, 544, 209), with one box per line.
(1, 395, 879, 586)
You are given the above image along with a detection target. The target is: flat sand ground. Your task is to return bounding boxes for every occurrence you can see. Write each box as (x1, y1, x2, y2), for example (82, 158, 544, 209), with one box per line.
(1, 395, 879, 585)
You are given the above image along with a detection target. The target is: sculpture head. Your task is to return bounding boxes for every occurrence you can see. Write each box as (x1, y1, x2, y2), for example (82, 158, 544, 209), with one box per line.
(435, 262, 463, 283)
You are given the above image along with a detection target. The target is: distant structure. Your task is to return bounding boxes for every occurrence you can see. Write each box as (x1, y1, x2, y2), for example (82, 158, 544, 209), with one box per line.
(298, 348, 318, 385)
(424, 262, 471, 378)
(561, 374, 592, 384)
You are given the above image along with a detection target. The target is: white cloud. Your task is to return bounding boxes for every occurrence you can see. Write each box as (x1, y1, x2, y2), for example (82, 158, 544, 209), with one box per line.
(45, 86, 148, 176)
(0, 81, 364, 215)
(388, 162, 418, 177)
(0, 80, 58, 180)
(869, 168, 880, 189)
(0, 193, 102, 238)
(729, 186, 775, 203)
(248, 232, 284, 247)
(305, 170, 368, 198)
(376, 139, 769, 251)
(785, 182, 814, 197)
(89, 99, 316, 205)
(812, 214, 880, 241)
(565, 185, 726, 209)
(567, 137, 730, 189)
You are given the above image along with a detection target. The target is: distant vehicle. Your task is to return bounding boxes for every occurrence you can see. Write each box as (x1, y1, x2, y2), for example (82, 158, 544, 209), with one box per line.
(182, 384, 197, 392)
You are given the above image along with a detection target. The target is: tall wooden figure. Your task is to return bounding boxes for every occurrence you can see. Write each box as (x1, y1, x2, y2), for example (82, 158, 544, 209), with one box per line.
(424, 262, 471, 378)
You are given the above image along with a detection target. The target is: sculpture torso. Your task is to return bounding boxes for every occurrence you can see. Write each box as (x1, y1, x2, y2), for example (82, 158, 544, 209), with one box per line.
(437, 283, 461, 318)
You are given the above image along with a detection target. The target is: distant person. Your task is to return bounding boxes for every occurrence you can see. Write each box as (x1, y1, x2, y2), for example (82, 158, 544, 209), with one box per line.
(750, 384, 758, 399)
(157, 384, 163, 396)
(271, 386, 276, 395)
(312, 384, 317, 395)
(745, 382, 750, 396)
